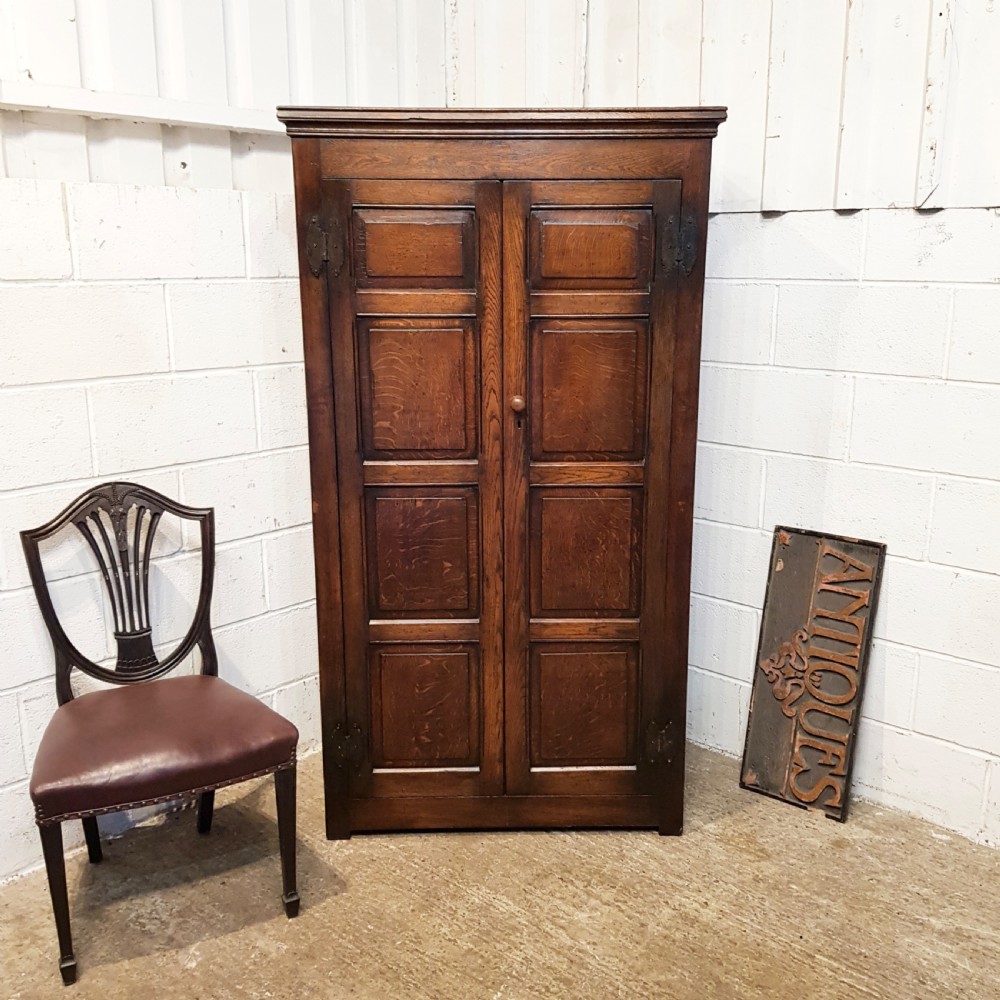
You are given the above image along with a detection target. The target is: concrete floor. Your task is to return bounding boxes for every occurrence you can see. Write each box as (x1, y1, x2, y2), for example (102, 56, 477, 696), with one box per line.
(2, 746, 998, 1000)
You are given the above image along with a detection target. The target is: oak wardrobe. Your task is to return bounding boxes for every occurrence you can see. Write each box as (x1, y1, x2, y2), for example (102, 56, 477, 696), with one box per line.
(278, 108, 726, 837)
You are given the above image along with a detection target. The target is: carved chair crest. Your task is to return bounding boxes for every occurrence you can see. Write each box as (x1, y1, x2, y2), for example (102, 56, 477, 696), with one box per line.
(21, 482, 217, 704)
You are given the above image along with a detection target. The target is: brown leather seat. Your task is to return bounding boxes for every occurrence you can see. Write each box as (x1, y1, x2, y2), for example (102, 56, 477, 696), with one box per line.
(31, 675, 299, 823)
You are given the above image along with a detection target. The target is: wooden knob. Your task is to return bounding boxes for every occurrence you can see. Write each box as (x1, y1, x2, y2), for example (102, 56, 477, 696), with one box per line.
(510, 395, 527, 413)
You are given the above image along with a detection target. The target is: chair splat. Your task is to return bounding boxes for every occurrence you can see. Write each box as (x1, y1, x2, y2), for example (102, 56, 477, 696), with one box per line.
(73, 495, 163, 672)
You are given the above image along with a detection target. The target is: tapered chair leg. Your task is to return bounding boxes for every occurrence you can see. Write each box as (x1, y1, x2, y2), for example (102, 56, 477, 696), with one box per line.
(81, 816, 102, 863)
(39, 823, 76, 985)
(196, 790, 215, 834)
(274, 765, 299, 917)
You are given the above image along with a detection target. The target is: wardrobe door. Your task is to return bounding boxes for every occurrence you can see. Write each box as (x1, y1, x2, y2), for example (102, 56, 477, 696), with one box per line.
(502, 180, 685, 813)
(325, 179, 505, 808)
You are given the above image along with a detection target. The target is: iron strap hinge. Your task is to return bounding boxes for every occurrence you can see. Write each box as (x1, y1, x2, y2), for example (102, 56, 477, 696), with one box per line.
(643, 718, 678, 767)
(305, 214, 345, 278)
(658, 212, 699, 278)
(330, 721, 365, 773)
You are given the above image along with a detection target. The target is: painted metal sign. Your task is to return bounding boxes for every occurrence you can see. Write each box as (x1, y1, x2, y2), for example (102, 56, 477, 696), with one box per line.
(740, 527, 886, 821)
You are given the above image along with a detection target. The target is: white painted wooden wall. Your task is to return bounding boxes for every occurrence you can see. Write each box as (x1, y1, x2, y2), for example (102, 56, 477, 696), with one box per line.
(1, 0, 998, 211)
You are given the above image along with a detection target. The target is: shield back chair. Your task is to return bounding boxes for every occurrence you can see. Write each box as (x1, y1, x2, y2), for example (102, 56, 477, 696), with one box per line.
(21, 482, 300, 986)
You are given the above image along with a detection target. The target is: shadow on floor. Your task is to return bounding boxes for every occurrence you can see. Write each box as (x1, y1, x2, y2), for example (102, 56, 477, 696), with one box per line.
(681, 750, 758, 834)
(59, 781, 343, 970)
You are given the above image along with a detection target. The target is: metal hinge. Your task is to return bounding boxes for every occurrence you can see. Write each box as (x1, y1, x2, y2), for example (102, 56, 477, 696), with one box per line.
(305, 214, 345, 278)
(658, 212, 699, 277)
(330, 721, 365, 773)
(643, 719, 678, 766)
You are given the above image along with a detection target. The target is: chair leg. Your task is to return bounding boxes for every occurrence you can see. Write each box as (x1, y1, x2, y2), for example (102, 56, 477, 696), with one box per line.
(39, 823, 77, 985)
(196, 790, 215, 834)
(81, 816, 102, 863)
(274, 765, 299, 918)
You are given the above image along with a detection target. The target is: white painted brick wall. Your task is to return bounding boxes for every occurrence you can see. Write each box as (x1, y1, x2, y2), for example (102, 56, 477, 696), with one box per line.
(0, 177, 318, 884)
(687, 669, 750, 757)
(0, 578, 110, 689)
(985, 764, 1000, 847)
(853, 723, 991, 838)
(694, 445, 764, 528)
(214, 604, 319, 694)
(0, 470, 182, 591)
(168, 280, 302, 370)
(0, 693, 26, 787)
(17, 685, 61, 783)
(864, 209, 1000, 283)
(859, 642, 918, 731)
(3, 177, 1000, 882)
(762, 457, 933, 560)
(0, 387, 92, 487)
(149, 539, 268, 643)
(875, 558, 1000, 668)
(930, 478, 1000, 573)
(699, 367, 853, 459)
(706, 211, 864, 280)
(774, 284, 950, 377)
(0, 783, 65, 883)
(68, 183, 245, 279)
(0, 284, 170, 386)
(0, 179, 72, 280)
(851, 379, 1000, 479)
(272, 676, 321, 747)
(263, 526, 316, 610)
(90, 373, 258, 473)
(179, 450, 312, 544)
(244, 191, 299, 278)
(949, 287, 1000, 383)
(686, 205, 1000, 852)
(254, 365, 308, 449)
(701, 281, 775, 364)
(914, 654, 1000, 756)
(688, 596, 759, 684)
(691, 521, 772, 608)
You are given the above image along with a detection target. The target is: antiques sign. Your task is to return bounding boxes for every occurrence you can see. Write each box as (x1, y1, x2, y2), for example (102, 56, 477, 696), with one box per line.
(741, 527, 886, 821)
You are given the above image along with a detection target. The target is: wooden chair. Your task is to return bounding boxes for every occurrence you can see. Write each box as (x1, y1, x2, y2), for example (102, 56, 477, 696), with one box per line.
(21, 482, 300, 985)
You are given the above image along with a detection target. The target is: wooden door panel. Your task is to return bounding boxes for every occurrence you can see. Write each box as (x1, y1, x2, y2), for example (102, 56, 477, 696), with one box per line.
(330, 178, 504, 802)
(370, 645, 481, 768)
(530, 319, 649, 461)
(505, 178, 683, 802)
(531, 489, 642, 617)
(353, 207, 476, 287)
(365, 488, 479, 617)
(358, 318, 477, 459)
(529, 208, 654, 288)
(529, 644, 638, 766)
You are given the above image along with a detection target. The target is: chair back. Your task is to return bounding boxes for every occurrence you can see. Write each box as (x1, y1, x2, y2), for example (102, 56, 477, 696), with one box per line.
(21, 481, 217, 704)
